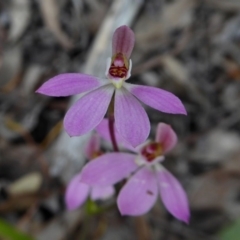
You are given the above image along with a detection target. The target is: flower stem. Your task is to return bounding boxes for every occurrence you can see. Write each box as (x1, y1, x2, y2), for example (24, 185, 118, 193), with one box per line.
(108, 114, 119, 152)
(108, 94, 119, 152)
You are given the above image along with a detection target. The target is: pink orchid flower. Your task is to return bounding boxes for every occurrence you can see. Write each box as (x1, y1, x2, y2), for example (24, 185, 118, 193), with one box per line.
(65, 133, 115, 210)
(36, 25, 186, 147)
(80, 123, 190, 223)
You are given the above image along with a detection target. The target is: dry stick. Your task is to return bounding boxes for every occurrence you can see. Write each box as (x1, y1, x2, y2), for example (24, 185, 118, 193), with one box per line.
(17, 201, 38, 231)
(39, 0, 73, 50)
(134, 216, 151, 240)
(37, 1, 143, 240)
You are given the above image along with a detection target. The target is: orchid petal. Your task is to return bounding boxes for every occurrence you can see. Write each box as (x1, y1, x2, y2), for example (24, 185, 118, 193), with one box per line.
(114, 87, 150, 147)
(65, 174, 90, 210)
(90, 186, 115, 201)
(64, 84, 114, 136)
(81, 153, 138, 186)
(117, 167, 158, 216)
(125, 83, 187, 115)
(156, 123, 177, 153)
(84, 133, 101, 159)
(112, 25, 135, 58)
(36, 74, 104, 97)
(96, 119, 136, 152)
(157, 167, 190, 223)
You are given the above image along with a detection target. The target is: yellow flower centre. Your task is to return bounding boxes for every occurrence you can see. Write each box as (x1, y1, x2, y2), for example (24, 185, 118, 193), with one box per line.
(141, 142, 163, 162)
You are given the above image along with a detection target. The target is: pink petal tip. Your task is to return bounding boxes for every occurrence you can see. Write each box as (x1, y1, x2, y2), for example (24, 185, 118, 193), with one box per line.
(125, 83, 187, 115)
(157, 168, 190, 223)
(65, 174, 90, 210)
(155, 123, 178, 153)
(36, 73, 102, 97)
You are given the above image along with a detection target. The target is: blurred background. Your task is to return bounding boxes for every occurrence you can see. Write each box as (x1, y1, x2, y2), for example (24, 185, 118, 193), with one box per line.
(1, 0, 240, 239)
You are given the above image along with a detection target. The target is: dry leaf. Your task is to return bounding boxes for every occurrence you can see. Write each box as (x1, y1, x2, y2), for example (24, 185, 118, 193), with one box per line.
(8, 172, 42, 195)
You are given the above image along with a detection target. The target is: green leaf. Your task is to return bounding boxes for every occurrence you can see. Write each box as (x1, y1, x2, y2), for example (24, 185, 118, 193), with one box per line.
(219, 218, 240, 240)
(85, 199, 105, 215)
(0, 218, 34, 240)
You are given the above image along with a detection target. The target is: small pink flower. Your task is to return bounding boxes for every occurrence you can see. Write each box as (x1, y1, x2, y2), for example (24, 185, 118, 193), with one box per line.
(36, 25, 186, 147)
(65, 133, 114, 210)
(80, 123, 190, 223)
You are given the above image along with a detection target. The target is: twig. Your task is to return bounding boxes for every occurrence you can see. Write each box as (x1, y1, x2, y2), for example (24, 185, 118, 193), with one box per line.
(134, 216, 151, 240)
